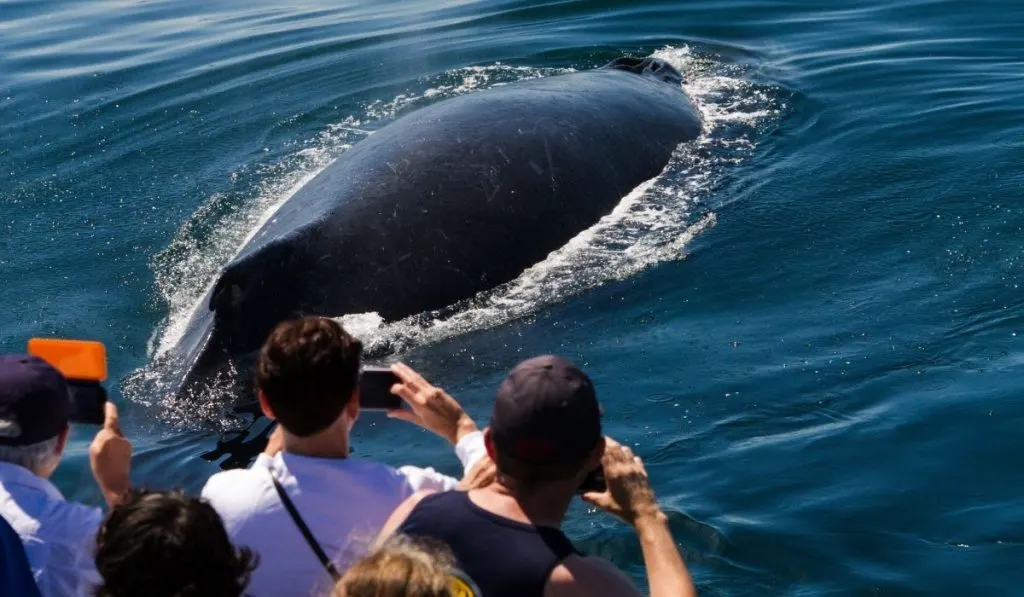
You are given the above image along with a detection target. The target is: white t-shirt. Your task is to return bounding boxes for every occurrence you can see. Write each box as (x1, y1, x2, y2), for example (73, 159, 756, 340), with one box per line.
(200, 431, 486, 597)
(0, 462, 104, 597)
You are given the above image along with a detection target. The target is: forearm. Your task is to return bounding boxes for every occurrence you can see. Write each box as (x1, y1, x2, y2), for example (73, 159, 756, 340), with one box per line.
(634, 511, 696, 597)
(398, 430, 487, 492)
(98, 478, 130, 508)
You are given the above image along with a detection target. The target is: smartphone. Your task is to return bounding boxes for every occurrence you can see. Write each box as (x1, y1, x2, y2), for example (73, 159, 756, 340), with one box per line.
(28, 338, 109, 425)
(67, 382, 108, 425)
(359, 366, 402, 411)
(577, 465, 606, 494)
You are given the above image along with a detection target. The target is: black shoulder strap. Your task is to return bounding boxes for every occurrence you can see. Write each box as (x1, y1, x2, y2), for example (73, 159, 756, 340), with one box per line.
(269, 473, 341, 581)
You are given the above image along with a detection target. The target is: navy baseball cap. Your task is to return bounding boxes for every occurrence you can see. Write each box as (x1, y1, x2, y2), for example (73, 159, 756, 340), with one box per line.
(490, 355, 602, 464)
(0, 355, 71, 446)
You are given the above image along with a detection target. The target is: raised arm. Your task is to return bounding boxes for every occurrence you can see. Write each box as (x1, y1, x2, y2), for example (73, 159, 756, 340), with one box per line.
(579, 438, 697, 597)
(396, 431, 493, 492)
(89, 402, 133, 508)
(386, 362, 479, 445)
(387, 363, 495, 491)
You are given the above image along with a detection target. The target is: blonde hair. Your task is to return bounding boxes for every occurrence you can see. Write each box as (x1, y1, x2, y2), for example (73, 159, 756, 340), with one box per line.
(333, 535, 464, 597)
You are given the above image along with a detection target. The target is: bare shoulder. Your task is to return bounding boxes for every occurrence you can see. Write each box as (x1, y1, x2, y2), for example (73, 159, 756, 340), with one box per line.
(545, 554, 644, 597)
(373, 489, 437, 548)
(401, 489, 437, 512)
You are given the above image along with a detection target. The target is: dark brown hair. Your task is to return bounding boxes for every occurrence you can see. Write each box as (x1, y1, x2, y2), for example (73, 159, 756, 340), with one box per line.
(255, 316, 363, 437)
(94, 489, 258, 597)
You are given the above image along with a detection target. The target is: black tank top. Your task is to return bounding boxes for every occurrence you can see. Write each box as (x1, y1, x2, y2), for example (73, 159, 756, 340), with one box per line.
(397, 491, 580, 597)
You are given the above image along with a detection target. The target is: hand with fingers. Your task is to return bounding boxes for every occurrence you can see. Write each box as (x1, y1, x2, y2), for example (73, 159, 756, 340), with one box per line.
(582, 436, 665, 526)
(387, 363, 478, 445)
(89, 402, 133, 508)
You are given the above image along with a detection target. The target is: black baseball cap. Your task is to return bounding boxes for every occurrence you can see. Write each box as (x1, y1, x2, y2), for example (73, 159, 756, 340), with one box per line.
(490, 355, 602, 464)
(0, 355, 71, 446)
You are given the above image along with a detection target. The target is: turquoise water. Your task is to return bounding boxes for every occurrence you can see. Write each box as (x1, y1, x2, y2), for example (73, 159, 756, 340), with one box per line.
(3, 0, 1024, 594)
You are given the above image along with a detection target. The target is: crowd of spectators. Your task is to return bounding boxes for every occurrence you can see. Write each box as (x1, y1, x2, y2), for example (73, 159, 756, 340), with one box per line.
(0, 316, 696, 597)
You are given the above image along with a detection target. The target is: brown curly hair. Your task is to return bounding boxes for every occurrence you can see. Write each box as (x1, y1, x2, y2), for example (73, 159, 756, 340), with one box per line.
(94, 488, 258, 597)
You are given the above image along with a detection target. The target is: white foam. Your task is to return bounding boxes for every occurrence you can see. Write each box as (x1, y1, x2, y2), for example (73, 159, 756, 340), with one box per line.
(129, 47, 783, 421)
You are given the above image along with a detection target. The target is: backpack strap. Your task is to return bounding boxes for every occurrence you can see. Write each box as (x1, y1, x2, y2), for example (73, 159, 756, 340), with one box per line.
(269, 472, 341, 581)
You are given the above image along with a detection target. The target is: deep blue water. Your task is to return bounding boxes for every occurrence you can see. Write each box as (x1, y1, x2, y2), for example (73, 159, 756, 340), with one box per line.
(3, 0, 1024, 594)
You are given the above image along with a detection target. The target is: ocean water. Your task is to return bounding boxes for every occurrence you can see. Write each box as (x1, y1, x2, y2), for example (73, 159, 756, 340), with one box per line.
(2, 0, 1024, 594)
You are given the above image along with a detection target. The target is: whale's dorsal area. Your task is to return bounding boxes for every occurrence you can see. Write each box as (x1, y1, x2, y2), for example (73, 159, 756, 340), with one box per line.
(174, 57, 702, 394)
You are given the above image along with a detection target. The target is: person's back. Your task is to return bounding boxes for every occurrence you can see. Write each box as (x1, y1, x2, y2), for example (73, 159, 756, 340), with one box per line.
(204, 451, 419, 596)
(0, 509, 42, 597)
(201, 317, 488, 597)
(0, 469, 104, 597)
(398, 490, 577, 597)
(378, 355, 697, 597)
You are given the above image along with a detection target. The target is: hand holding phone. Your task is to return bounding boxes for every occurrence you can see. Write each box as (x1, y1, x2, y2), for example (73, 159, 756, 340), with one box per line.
(27, 338, 109, 425)
(386, 362, 477, 445)
(577, 465, 606, 494)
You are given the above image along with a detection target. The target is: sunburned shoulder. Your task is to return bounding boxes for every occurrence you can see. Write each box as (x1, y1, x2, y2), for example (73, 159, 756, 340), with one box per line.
(373, 489, 437, 549)
(545, 554, 644, 597)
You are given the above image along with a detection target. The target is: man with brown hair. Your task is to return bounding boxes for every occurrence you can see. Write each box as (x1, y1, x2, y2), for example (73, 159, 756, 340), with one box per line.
(201, 316, 488, 597)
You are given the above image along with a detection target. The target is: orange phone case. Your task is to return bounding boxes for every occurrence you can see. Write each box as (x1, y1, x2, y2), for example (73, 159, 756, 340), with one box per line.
(27, 338, 108, 382)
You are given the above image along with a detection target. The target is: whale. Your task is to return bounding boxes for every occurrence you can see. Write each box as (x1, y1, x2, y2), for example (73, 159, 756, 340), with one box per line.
(169, 56, 702, 400)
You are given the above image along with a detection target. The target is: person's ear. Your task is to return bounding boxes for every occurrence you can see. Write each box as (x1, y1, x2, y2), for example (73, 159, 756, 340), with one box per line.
(346, 388, 360, 420)
(55, 424, 70, 457)
(258, 390, 276, 421)
(483, 427, 496, 460)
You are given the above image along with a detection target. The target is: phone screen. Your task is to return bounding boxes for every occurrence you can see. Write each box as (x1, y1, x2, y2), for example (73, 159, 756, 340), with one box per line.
(68, 381, 107, 425)
(359, 367, 403, 411)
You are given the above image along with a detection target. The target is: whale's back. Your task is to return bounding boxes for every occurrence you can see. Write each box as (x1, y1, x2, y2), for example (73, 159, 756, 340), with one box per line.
(186, 63, 702, 380)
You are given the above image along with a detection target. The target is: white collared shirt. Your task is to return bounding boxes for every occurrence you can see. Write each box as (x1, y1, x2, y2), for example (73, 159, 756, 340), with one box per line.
(0, 462, 103, 597)
(200, 431, 487, 597)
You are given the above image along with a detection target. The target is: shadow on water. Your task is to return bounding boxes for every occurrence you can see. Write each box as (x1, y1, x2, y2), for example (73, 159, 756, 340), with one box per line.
(196, 400, 274, 470)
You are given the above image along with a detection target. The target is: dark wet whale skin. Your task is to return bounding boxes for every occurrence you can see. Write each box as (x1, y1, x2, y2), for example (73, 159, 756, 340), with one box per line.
(174, 57, 701, 388)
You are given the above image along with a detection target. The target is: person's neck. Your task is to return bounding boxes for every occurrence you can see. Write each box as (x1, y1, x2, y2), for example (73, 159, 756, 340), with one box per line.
(475, 479, 575, 528)
(282, 427, 350, 459)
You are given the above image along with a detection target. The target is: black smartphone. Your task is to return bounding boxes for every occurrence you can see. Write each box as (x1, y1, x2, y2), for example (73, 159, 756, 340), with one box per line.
(68, 381, 108, 425)
(359, 367, 403, 410)
(577, 465, 606, 494)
